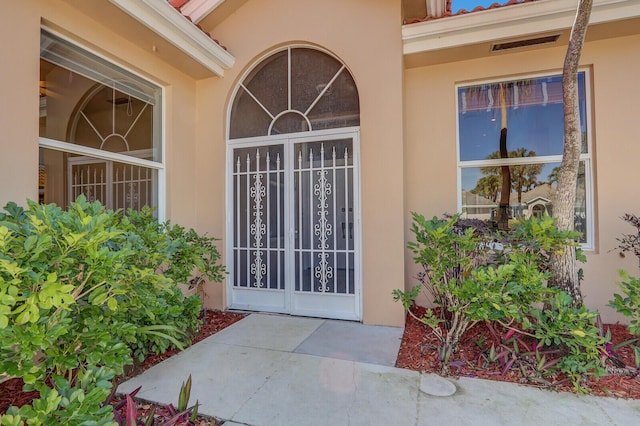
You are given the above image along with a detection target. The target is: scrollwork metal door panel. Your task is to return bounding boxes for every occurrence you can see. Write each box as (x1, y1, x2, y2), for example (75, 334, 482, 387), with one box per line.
(228, 131, 360, 320)
(231, 144, 287, 313)
(291, 138, 359, 319)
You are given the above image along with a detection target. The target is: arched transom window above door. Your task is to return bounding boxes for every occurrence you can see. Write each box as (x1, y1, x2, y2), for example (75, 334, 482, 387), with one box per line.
(229, 47, 360, 139)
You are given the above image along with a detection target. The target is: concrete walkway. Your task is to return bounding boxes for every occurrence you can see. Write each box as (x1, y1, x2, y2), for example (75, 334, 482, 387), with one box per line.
(118, 313, 640, 425)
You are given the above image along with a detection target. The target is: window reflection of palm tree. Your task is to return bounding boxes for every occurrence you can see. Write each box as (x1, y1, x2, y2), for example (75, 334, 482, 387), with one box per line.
(471, 174, 500, 202)
(467, 81, 536, 229)
(477, 147, 542, 214)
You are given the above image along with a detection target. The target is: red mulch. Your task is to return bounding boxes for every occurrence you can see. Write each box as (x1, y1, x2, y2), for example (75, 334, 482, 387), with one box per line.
(395, 306, 640, 399)
(4, 306, 639, 420)
(0, 310, 246, 419)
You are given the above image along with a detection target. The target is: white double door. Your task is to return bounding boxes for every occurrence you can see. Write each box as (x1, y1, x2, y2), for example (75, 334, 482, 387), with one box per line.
(227, 130, 361, 320)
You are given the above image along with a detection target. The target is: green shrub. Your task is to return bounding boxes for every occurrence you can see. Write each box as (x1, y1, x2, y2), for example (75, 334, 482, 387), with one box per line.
(393, 214, 495, 363)
(0, 197, 225, 424)
(610, 270, 640, 335)
(609, 214, 640, 336)
(526, 291, 607, 391)
(394, 213, 605, 389)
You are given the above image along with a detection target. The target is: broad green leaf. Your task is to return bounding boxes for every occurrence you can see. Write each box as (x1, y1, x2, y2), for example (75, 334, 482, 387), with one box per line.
(15, 310, 31, 325)
(107, 297, 117, 311)
(0, 260, 23, 277)
(24, 235, 37, 251)
(23, 375, 36, 384)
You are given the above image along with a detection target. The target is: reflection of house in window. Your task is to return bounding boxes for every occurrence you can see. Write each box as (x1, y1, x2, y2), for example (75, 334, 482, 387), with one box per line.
(462, 191, 494, 220)
(531, 203, 547, 219)
(39, 30, 163, 214)
(509, 183, 554, 219)
(457, 71, 593, 248)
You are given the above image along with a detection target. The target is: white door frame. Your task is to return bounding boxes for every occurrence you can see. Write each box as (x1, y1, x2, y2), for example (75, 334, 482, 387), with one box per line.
(226, 127, 362, 320)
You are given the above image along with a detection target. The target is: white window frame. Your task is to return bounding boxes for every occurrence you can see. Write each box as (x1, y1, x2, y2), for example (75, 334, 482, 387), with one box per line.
(39, 27, 166, 220)
(455, 69, 594, 250)
(226, 44, 359, 140)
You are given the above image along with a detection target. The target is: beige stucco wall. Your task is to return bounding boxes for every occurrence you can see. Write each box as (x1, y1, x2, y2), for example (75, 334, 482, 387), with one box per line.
(404, 34, 640, 323)
(8, 0, 631, 327)
(0, 5, 40, 206)
(195, 0, 407, 326)
(0, 0, 200, 226)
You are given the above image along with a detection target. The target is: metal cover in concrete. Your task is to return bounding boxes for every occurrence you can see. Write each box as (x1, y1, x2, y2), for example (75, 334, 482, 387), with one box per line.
(293, 319, 404, 367)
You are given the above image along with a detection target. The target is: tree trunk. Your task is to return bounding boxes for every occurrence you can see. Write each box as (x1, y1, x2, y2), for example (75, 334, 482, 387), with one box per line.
(548, 0, 593, 306)
(497, 84, 511, 230)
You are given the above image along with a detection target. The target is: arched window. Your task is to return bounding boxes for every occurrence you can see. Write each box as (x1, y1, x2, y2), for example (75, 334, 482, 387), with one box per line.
(229, 47, 359, 139)
(226, 46, 362, 320)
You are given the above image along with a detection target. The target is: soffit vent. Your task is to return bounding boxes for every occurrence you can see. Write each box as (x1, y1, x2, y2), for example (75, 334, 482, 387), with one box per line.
(491, 34, 560, 52)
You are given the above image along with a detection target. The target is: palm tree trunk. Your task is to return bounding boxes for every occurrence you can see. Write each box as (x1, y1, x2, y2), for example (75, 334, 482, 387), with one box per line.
(548, 0, 593, 306)
(497, 84, 511, 230)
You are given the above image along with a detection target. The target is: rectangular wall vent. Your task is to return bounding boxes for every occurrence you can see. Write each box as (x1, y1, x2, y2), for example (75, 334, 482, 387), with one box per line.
(491, 35, 560, 52)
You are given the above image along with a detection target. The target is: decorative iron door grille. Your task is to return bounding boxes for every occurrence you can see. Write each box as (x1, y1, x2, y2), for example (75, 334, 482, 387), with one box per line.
(68, 150, 155, 211)
(229, 131, 360, 320)
(232, 144, 286, 291)
(293, 139, 355, 295)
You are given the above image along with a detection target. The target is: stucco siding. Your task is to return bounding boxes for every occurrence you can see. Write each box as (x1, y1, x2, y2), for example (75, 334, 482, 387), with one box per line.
(196, 0, 406, 325)
(404, 34, 640, 323)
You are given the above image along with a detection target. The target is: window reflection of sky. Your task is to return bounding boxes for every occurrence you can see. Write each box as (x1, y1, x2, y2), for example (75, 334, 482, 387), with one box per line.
(458, 74, 587, 162)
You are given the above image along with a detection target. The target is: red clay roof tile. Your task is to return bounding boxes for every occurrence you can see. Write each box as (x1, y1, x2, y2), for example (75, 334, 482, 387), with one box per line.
(169, 0, 190, 8)
(166, 0, 228, 51)
(405, 0, 538, 25)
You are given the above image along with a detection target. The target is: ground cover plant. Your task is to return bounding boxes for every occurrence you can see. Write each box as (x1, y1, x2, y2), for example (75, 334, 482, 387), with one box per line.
(393, 213, 625, 392)
(0, 197, 226, 424)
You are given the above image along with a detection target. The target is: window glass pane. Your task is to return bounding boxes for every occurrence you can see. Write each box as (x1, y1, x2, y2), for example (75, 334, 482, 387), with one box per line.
(40, 58, 160, 162)
(73, 85, 153, 153)
(461, 161, 587, 242)
(39, 147, 158, 212)
(229, 86, 273, 139)
(110, 161, 157, 211)
(291, 48, 342, 113)
(39, 30, 162, 214)
(307, 69, 360, 130)
(244, 50, 288, 117)
(458, 73, 587, 161)
(41, 30, 158, 105)
(271, 112, 309, 135)
(229, 47, 360, 140)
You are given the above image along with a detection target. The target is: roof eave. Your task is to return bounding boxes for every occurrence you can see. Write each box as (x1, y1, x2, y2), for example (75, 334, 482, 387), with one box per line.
(180, 0, 226, 24)
(403, 0, 640, 55)
(109, 0, 235, 77)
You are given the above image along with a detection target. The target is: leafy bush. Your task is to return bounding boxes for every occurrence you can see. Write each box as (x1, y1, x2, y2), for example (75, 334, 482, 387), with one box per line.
(393, 214, 496, 363)
(616, 213, 640, 267)
(525, 291, 607, 391)
(610, 213, 640, 336)
(394, 213, 605, 389)
(0, 197, 225, 424)
(610, 270, 640, 336)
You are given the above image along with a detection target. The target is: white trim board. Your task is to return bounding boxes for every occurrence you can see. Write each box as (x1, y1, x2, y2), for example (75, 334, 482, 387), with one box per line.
(109, 0, 235, 77)
(403, 0, 640, 55)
